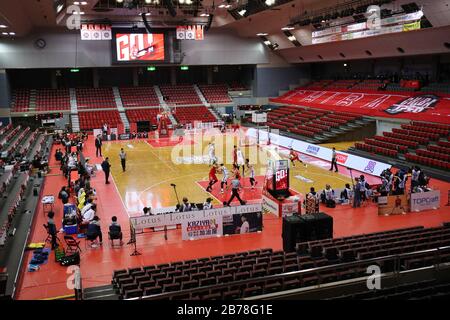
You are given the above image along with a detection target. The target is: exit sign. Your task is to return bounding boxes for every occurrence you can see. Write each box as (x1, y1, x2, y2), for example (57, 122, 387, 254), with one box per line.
(70, 68, 80, 73)
(147, 66, 156, 71)
(180, 66, 189, 71)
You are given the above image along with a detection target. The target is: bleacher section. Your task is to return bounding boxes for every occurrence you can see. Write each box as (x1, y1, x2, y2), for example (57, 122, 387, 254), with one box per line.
(125, 108, 160, 126)
(173, 106, 217, 125)
(351, 79, 384, 91)
(0, 130, 52, 298)
(78, 111, 123, 131)
(355, 121, 450, 170)
(325, 79, 359, 89)
(76, 88, 117, 110)
(159, 85, 202, 106)
(103, 225, 450, 300)
(119, 87, 160, 108)
(266, 105, 362, 142)
(35, 89, 70, 112)
(11, 89, 30, 113)
(198, 84, 232, 104)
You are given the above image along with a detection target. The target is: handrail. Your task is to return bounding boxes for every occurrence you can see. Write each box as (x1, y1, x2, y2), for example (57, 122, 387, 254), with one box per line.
(129, 245, 450, 300)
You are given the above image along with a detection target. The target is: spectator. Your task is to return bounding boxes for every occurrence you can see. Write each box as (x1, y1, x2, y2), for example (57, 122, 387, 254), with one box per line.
(86, 216, 102, 247)
(109, 216, 123, 245)
(143, 207, 152, 215)
(321, 184, 335, 207)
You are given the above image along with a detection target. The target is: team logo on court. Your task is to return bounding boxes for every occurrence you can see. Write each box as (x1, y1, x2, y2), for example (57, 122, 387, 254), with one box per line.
(385, 95, 440, 115)
(364, 160, 377, 173)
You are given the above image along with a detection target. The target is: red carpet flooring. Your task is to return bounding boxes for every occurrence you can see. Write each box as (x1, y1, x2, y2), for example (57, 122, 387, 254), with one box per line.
(15, 136, 450, 300)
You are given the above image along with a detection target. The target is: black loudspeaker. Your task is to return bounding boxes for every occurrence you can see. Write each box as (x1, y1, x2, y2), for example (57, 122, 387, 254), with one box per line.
(37, 171, 42, 178)
(33, 188, 38, 196)
(282, 213, 333, 252)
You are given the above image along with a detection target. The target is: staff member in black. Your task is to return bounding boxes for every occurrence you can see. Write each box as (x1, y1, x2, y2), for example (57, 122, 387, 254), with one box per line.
(101, 157, 111, 184)
(226, 174, 246, 206)
(119, 148, 127, 172)
(329, 147, 338, 173)
(95, 135, 102, 157)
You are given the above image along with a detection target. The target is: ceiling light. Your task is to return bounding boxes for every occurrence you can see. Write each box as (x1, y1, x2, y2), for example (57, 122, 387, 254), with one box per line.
(282, 26, 294, 31)
(288, 35, 296, 41)
(73, 11, 85, 14)
(2, 32, 8, 35)
(256, 33, 268, 36)
(263, 40, 271, 45)
(9, 32, 15, 35)
(200, 13, 209, 17)
(0, 25, 7, 28)
(265, 0, 276, 5)
(116, 0, 124, 3)
(238, 9, 247, 16)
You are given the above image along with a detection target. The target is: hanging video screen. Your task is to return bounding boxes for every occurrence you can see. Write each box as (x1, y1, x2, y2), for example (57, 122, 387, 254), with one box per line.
(112, 29, 167, 64)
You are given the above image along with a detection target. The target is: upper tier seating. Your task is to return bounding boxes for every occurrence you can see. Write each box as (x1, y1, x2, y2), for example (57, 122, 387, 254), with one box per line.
(126, 108, 160, 126)
(78, 111, 122, 130)
(198, 84, 232, 104)
(326, 79, 359, 89)
(173, 106, 217, 125)
(11, 89, 30, 113)
(351, 79, 384, 91)
(119, 87, 160, 108)
(76, 88, 117, 110)
(111, 225, 450, 300)
(159, 85, 202, 106)
(35, 88, 70, 111)
(304, 80, 333, 89)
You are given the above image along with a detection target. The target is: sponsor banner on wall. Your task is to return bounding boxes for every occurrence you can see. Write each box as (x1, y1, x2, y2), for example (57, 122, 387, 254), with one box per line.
(247, 129, 391, 176)
(130, 204, 262, 230)
(80, 24, 111, 41)
(182, 215, 223, 240)
(222, 211, 263, 235)
(378, 194, 409, 216)
(410, 190, 440, 212)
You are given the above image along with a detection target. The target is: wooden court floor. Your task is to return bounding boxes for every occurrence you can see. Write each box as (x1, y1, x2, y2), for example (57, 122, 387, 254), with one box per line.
(102, 130, 360, 215)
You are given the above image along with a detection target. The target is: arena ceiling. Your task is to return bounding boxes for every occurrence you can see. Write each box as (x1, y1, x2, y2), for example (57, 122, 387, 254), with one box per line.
(0, 0, 449, 57)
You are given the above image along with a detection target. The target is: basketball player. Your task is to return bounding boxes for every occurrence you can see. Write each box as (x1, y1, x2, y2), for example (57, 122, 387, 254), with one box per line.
(289, 147, 307, 167)
(237, 147, 245, 176)
(206, 163, 219, 192)
(232, 145, 238, 167)
(208, 142, 216, 165)
(245, 158, 258, 190)
(219, 163, 229, 193)
(232, 164, 241, 180)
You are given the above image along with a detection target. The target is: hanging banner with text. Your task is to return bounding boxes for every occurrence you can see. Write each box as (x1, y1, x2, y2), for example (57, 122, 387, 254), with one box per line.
(410, 190, 440, 212)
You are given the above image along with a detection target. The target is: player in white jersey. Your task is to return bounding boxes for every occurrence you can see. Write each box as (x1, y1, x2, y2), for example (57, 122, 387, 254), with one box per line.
(208, 142, 216, 165)
(245, 158, 257, 190)
(220, 163, 229, 193)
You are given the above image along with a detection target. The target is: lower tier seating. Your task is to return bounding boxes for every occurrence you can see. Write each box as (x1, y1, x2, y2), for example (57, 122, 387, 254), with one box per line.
(78, 111, 123, 130)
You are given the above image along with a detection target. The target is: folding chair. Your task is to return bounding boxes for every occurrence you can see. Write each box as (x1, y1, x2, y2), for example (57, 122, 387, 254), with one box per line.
(64, 235, 82, 254)
(43, 224, 61, 247)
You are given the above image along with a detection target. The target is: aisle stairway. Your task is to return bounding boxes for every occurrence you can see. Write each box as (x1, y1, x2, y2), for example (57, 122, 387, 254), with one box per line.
(194, 84, 210, 107)
(69, 88, 80, 132)
(113, 87, 130, 131)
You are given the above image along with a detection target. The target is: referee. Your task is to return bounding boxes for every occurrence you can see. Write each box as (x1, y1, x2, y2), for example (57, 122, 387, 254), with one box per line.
(119, 148, 127, 172)
(226, 174, 246, 206)
(329, 147, 338, 173)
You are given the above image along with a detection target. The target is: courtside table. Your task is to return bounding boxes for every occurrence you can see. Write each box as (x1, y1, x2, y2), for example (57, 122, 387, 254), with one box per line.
(42, 195, 55, 216)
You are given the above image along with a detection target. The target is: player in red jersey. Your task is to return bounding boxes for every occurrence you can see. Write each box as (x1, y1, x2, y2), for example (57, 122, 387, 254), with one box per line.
(232, 164, 241, 180)
(289, 147, 307, 167)
(206, 163, 219, 192)
(232, 145, 238, 167)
